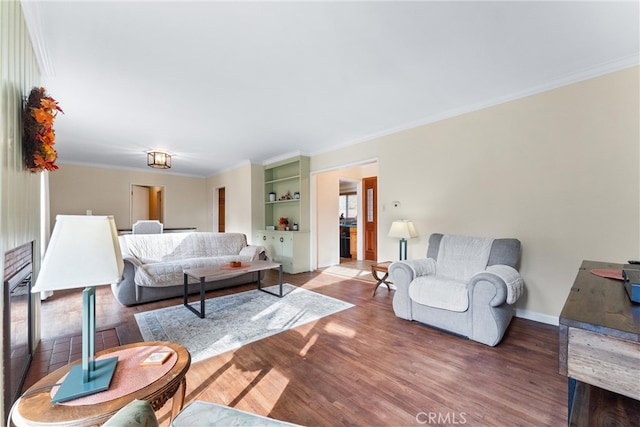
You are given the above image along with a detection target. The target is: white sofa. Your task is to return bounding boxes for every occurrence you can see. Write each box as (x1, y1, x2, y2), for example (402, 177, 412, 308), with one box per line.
(388, 233, 524, 346)
(111, 232, 265, 306)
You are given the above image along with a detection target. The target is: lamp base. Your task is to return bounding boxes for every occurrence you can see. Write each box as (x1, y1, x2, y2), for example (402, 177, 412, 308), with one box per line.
(399, 238, 408, 261)
(51, 356, 118, 403)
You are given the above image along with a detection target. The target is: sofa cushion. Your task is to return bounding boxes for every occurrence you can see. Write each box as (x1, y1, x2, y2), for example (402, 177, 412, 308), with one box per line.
(409, 275, 469, 312)
(436, 235, 494, 281)
(120, 232, 248, 263)
(136, 254, 256, 288)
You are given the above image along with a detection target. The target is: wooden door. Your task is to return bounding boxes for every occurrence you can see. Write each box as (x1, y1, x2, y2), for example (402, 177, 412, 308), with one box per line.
(131, 185, 150, 226)
(218, 187, 225, 232)
(363, 177, 377, 261)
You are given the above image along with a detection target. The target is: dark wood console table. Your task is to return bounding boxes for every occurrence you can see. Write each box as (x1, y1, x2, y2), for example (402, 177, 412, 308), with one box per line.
(559, 260, 640, 425)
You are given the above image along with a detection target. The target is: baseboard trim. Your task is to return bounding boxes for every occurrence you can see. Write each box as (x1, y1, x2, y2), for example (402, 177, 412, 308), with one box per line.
(515, 309, 559, 326)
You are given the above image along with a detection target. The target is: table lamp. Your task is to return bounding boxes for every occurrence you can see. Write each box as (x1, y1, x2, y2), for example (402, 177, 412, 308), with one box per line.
(388, 220, 418, 260)
(31, 215, 123, 403)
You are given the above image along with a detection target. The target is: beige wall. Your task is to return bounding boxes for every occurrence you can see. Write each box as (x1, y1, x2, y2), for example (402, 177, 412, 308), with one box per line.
(46, 67, 639, 322)
(206, 162, 263, 241)
(0, 1, 42, 421)
(49, 164, 210, 231)
(311, 67, 640, 321)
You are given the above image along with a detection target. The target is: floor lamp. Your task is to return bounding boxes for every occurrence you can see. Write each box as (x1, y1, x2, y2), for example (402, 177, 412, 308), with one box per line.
(388, 220, 418, 261)
(31, 215, 124, 403)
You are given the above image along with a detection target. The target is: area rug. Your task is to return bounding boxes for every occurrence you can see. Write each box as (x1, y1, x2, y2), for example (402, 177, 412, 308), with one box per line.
(134, 284, 354, 363)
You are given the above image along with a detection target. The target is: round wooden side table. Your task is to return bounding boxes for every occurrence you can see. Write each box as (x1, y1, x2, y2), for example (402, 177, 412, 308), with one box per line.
(11, 341, 190, 426)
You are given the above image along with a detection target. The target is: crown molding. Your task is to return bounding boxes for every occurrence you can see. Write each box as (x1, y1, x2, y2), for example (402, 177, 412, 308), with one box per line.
(311, 56, 640, 156)
(261, 150, 309, 166)
(57, 160, 206, 179)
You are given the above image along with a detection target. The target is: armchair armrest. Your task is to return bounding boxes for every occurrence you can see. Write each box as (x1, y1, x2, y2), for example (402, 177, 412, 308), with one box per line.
(389, 258, 436, 284)
(389, 258, 436, 320)
(469, 265, 523, 306)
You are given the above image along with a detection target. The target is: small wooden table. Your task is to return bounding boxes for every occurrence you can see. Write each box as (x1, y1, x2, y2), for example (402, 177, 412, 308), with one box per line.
(183, 260, 284, 318)
(371, 261, 393, 296)
(11, 341, 190, 427)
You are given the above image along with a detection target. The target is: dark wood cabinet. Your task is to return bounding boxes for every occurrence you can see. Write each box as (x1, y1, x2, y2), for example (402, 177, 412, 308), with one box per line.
(559, 260, 640, 425)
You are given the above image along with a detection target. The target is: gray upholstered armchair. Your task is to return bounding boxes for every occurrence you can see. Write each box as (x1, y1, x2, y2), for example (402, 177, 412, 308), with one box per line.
(388, 233, 523, 346)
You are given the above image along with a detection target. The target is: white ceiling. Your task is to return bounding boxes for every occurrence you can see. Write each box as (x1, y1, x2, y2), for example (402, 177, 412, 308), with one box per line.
(21, 1, 639, 177)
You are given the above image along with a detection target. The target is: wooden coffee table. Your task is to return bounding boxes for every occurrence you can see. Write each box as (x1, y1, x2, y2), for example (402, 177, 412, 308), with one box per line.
(183, 260, 284, 318)
(11, 341, 190, 427)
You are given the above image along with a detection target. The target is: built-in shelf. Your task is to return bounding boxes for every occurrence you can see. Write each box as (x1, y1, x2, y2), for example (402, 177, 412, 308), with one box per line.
(265, 200, 299, 205)
(261, 156, 310, 273)
(265, 175, 300, 185)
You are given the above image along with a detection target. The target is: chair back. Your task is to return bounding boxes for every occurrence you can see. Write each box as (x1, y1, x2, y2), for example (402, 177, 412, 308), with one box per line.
(132, 220, 163, 234)
(427, 233, 521, 269)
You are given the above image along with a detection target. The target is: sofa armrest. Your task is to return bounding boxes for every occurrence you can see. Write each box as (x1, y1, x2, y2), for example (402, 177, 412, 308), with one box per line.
(389, 258, 436, 320)
(123, 255, 142, 268)
(468, 265, 523, 307)
(239, 245, 265, 261)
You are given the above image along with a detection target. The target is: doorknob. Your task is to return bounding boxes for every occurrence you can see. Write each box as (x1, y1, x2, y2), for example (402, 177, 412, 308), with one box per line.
(279, 237, 284, 243)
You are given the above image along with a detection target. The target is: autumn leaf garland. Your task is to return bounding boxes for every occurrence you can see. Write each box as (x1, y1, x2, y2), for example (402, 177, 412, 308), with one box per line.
(23, 87, 63, 172)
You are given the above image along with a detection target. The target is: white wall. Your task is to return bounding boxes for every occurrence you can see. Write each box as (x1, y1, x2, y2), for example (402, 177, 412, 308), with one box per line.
(0, 2, 42, 422)
(314, 171, 340, 268)
(311, 67, 640, 320)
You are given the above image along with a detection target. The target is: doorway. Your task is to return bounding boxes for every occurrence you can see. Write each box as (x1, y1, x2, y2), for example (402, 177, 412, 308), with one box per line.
(339, 179, 359, 262)
(130, 185, 164, 227)
(217, 187, 225, 232)
(312, 161, 378, 269)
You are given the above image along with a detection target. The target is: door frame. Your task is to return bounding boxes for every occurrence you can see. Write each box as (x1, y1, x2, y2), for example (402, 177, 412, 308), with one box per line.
(339, 178, 362, 260)
(310, 158, 378, 270)
(213, 186, 225, 232)
(130, 184, 165, 227)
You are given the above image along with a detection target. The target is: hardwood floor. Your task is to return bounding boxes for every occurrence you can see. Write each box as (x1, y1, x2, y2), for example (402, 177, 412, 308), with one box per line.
(28, 268, 568, 426)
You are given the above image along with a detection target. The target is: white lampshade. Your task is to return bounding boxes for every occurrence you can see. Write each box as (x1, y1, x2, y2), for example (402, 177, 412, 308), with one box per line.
(32, 215, 124, 293)
(388, 220, 418, 239)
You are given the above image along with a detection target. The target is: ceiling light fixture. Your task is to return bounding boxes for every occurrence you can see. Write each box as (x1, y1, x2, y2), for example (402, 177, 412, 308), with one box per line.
(147, 151, 171, 169)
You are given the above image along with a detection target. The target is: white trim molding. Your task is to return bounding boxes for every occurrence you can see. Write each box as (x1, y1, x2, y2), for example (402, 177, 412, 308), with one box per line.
(515, 309, 559, 326)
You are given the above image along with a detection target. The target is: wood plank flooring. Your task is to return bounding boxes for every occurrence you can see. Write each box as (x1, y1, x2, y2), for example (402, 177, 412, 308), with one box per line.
(28, 266, 568, 426)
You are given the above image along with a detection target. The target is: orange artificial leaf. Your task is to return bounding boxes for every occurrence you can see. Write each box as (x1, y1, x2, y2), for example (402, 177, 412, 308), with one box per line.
(33, 108, 54, 126)
(24, 87, 62, 172)
(40, 130, 55, 146)
(40, 96, 64, 113)
(33, 153, 48, 169)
